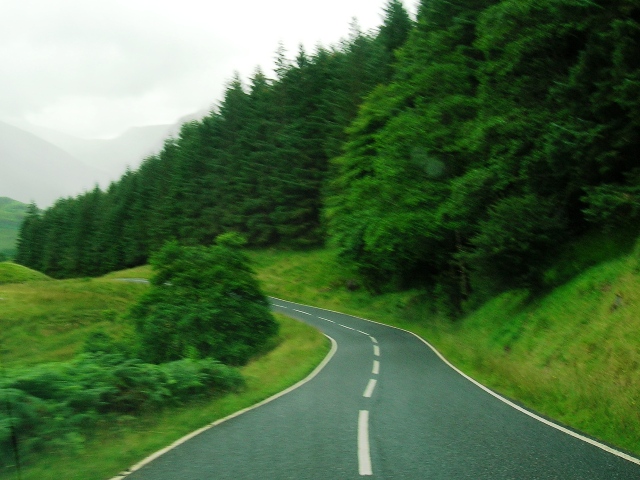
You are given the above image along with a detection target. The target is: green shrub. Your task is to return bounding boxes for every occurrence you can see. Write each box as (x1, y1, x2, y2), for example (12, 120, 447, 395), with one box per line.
(0, 354, 243, 467)
(131, 238, 278, 365)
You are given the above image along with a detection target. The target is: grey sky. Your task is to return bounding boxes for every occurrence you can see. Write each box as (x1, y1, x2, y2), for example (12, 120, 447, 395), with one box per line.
(0, 0, 414, 139)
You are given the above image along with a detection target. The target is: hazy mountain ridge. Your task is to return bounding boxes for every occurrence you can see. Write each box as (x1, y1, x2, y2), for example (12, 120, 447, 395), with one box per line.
(1, 109, 209, 207)
(23, 123, 175, 181)
(0, 121, 106, 207)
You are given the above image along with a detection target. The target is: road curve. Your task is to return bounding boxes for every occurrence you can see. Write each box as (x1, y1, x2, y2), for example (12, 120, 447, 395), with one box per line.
(117, 298, 640, 479)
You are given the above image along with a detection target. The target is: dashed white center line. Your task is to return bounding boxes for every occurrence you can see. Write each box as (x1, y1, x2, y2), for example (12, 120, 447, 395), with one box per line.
(370, 336, 378, 344)
(358, 410, 373, 476)
(356, 329, 370, 336)
(292, 309, 312, 315)
(339, 324, 357, 331)
(363, 379, 377, 398)
(272, 304, 287, 308)
(318, 316, 335, 323)
(373, 345, 380, 357)
(372, 360, 380, 375)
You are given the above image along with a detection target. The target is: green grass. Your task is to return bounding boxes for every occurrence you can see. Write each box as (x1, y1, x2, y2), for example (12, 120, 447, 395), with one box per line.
(0, 276, 146, 368)
(249, 238, 640, 457)
(8, 313, 329, 480)
(248, 247, 420, 324)
(444, 251, 640, 455)
(101, 265, 153, 280)
(0, 261, 51, 285)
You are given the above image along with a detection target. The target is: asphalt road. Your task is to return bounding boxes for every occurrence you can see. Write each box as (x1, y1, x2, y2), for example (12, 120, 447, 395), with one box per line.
(119, 298, 640, 479)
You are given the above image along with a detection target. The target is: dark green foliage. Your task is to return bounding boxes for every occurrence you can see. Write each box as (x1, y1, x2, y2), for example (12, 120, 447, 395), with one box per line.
(14, 203, 43, 270)
(582, 178, 640, 227)
(328, 0, 640, 314)
(466, 195, 566, 286)
(0, 354, 243, 467)
(131, 238, 278, 365)
(327, 0, 493, 301)
(378, 1, 413, 59)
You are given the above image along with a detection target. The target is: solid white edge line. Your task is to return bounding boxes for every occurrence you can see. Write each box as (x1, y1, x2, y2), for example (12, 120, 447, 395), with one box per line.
(363, 379, 377, 398)
(109, 335, 339, 479)
(268, 296, 640, 466)
(372, 360, 380, 375)
(373, 345, 380, 357)
(358, 410, 373, 476)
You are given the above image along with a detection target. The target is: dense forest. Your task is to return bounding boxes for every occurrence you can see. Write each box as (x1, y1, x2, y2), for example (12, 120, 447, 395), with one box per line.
(16, 0, 640, 313)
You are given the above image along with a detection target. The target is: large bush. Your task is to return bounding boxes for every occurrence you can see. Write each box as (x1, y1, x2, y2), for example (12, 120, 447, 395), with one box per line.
(131, 236, 278, 365)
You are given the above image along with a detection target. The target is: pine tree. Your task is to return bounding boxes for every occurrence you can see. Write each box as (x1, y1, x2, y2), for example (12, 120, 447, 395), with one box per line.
(377, 0, 413, 81)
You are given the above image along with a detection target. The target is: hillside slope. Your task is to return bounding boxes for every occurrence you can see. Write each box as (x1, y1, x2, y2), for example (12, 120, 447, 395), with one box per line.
(0, 197, 28, 257)
(249, 237, 640, 456)
(0, 261, 51, 284)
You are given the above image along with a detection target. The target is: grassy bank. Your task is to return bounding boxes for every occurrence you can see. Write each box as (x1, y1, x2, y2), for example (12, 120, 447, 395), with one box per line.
(0, 262, 51, 284)
(0, 269, 144, 368)
(249, 240, 640, 457)
(1, 267, 329, 480)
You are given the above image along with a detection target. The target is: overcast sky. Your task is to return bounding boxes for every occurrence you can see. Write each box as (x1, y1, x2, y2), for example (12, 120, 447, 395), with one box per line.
(0, 0, 415, 139)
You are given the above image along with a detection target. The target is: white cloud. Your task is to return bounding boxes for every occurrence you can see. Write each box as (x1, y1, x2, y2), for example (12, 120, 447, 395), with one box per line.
(0, 0, 415, 138)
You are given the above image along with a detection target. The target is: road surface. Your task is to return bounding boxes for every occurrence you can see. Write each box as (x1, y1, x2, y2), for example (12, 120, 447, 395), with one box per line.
(118, 298, 640, 479)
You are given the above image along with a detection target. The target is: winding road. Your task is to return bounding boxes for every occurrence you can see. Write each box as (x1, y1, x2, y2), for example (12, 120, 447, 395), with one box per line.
(116, 298, 640, 479)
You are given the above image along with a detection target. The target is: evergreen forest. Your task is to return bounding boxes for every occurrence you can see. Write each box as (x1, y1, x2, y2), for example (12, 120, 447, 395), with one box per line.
(16, 0, 640, 314)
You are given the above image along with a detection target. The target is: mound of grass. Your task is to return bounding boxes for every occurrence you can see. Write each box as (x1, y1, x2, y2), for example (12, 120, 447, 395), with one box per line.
(0, 276, 147, 368)
(0, 262, 50, 285)
(250, 235, 640, 457)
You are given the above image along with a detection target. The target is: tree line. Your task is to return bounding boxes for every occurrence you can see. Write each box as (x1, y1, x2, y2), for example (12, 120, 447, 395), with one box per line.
(15, 3, 411, 278)
(17, 0, 640, 313)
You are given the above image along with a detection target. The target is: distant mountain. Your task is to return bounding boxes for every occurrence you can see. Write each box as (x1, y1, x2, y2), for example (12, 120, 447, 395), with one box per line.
(18, 108, 210, 184)
(0, 197, 28, 257)
(0, 121, 107, 207)
(24, 123, 173, 182)
(0, 109, 210, 209)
